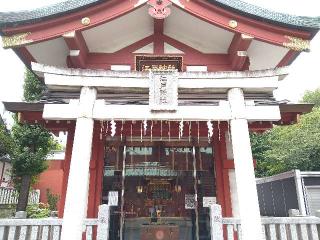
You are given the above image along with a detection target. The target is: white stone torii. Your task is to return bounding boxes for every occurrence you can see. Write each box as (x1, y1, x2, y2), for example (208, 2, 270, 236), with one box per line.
(32, 63, 288, 240)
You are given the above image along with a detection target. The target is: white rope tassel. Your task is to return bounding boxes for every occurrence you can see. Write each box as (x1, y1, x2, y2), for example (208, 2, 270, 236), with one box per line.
(143, 119, 148, 136)
(207, 120, 213, 143)
(110, 119, 116, 137)
(179, 119, 184, 139)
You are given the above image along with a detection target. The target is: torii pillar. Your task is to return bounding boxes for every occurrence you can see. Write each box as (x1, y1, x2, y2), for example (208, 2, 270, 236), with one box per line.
(228, 88, 263, 240)
(60, 87, 97, 240)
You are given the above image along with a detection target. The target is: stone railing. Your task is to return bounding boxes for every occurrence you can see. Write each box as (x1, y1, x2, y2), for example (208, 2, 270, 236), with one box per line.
(0, 187, 40, 205)
(210, 204, 320, 240)
(0, 204, 109, 240)
(222, 217, 320, 240)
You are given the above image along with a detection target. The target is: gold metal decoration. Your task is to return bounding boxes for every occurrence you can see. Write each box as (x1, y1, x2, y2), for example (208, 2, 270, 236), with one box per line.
(283, 36, 310, 52)
(1, 32, 32, 49)
(228, 20, 238, 29)
(81, 17, 91, 26)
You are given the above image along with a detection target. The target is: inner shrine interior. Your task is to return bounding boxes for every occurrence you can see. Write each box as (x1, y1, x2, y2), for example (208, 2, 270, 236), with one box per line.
(101, 120, 217, 240)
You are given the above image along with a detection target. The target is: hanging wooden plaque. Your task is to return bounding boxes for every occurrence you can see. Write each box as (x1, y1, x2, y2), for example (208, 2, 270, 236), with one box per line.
(149, 70, 178, 111)
(135, 55, 183, 72)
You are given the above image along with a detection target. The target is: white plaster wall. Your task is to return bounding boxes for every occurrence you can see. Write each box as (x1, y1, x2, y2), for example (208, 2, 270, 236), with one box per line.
(229, 169, 240, 217)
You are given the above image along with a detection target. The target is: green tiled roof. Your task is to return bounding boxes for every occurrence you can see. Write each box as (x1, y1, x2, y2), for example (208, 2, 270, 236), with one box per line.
(0, 0, 104, 28)
(0, 0, 319, 30)
(211, 0, 320, 30)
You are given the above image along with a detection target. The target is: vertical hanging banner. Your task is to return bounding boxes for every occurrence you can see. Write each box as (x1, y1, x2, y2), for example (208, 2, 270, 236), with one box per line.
(185, 194, 196, 209)
(149, 70, 178, 111)
(108, 191, 118, 206)
(209, 204, 223, 240)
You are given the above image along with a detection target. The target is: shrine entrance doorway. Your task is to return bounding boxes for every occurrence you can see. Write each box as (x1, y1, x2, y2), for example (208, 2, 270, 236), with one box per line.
(102, 139, 216, 240)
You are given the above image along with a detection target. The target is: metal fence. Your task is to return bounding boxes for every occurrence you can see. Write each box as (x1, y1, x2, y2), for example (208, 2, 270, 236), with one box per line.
(0, 188, 40, 205)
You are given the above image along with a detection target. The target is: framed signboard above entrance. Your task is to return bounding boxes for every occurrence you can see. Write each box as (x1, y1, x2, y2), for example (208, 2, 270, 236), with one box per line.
(135, 55, 183, 72)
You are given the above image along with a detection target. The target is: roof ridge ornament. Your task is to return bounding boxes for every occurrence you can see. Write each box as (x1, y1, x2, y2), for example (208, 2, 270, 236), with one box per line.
(148, 0, 172, 19)
(283, 36, 310, 52)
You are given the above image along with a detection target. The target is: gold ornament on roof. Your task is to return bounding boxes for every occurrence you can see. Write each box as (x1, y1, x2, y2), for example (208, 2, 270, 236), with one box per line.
(81, 17, 91, 26)
(283, 36, 310, 52)
(229, 20, 238, 29)
(1, 32, 32, 49)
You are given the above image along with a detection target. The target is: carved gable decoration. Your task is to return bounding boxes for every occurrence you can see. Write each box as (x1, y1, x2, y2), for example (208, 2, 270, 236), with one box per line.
(147, 0, 172, 19)
(149, 70, 178, 112)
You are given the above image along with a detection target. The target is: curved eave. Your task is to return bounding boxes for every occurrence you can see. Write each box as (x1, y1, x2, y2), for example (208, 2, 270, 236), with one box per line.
(209, 0, 320, 32)
(0, 0, 318, 56)
(0, 0, 105, 30)
(0, 0, 319, 32)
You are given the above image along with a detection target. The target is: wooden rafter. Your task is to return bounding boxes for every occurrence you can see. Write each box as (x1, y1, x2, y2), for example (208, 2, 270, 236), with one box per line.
(114, 35, 154, 54)
(63, 31, 89, 68)
(228, 33, 253, 70)
(154, 19, 164, 54)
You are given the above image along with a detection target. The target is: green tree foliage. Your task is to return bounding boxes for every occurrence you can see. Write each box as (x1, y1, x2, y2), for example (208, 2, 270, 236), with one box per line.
(11, 123, 56, 211)
(11, 124, 54, 176)
(250, 132, 272, 177)
(46, 189, 60, 211)
(23, 68, 44, 102)
(251, 89, 320, 177)
(26, 203, 50, 218)
(301, 87, 320, 107)
(0, 124, 12, 158)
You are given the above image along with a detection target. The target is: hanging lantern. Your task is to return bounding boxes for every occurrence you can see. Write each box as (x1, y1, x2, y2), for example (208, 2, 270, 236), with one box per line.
(137, 185, 143, 193)
(175, 185, 181, 193)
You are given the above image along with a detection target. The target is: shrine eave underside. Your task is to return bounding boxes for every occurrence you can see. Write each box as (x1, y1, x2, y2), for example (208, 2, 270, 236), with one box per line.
(0, 0, 319, 30)
(1, 0, 319, 73)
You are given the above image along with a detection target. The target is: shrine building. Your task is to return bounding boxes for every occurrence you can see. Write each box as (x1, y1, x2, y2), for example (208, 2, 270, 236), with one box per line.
(1, 0, 320, 239)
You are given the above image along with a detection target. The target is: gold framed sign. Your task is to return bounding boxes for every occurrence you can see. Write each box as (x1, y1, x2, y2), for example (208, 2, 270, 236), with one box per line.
(136, 55, 183, 71)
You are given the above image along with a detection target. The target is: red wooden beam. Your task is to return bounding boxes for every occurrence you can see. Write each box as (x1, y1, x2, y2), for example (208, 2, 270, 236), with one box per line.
(154, 19, 164, 54)
(228, 34, 253, 55)
(277, 50, 299, 67)
(228, 33, 253, 70)
(19, 111, 75, 132)
(63, 31, 89, 68)
(87, 122, 102, 218)
(58, 128, 75, 217)
(18, 47, 37, 67)
(63, 31, 89, 52)
(114, 35, 154, 54)
(248, 121, 273, 132)
(86, 49, 231, 71)
(162, 34, 203, 55)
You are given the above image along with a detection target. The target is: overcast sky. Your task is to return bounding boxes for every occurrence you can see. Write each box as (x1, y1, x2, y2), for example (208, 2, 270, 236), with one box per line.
(0, 0, 319, 122)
